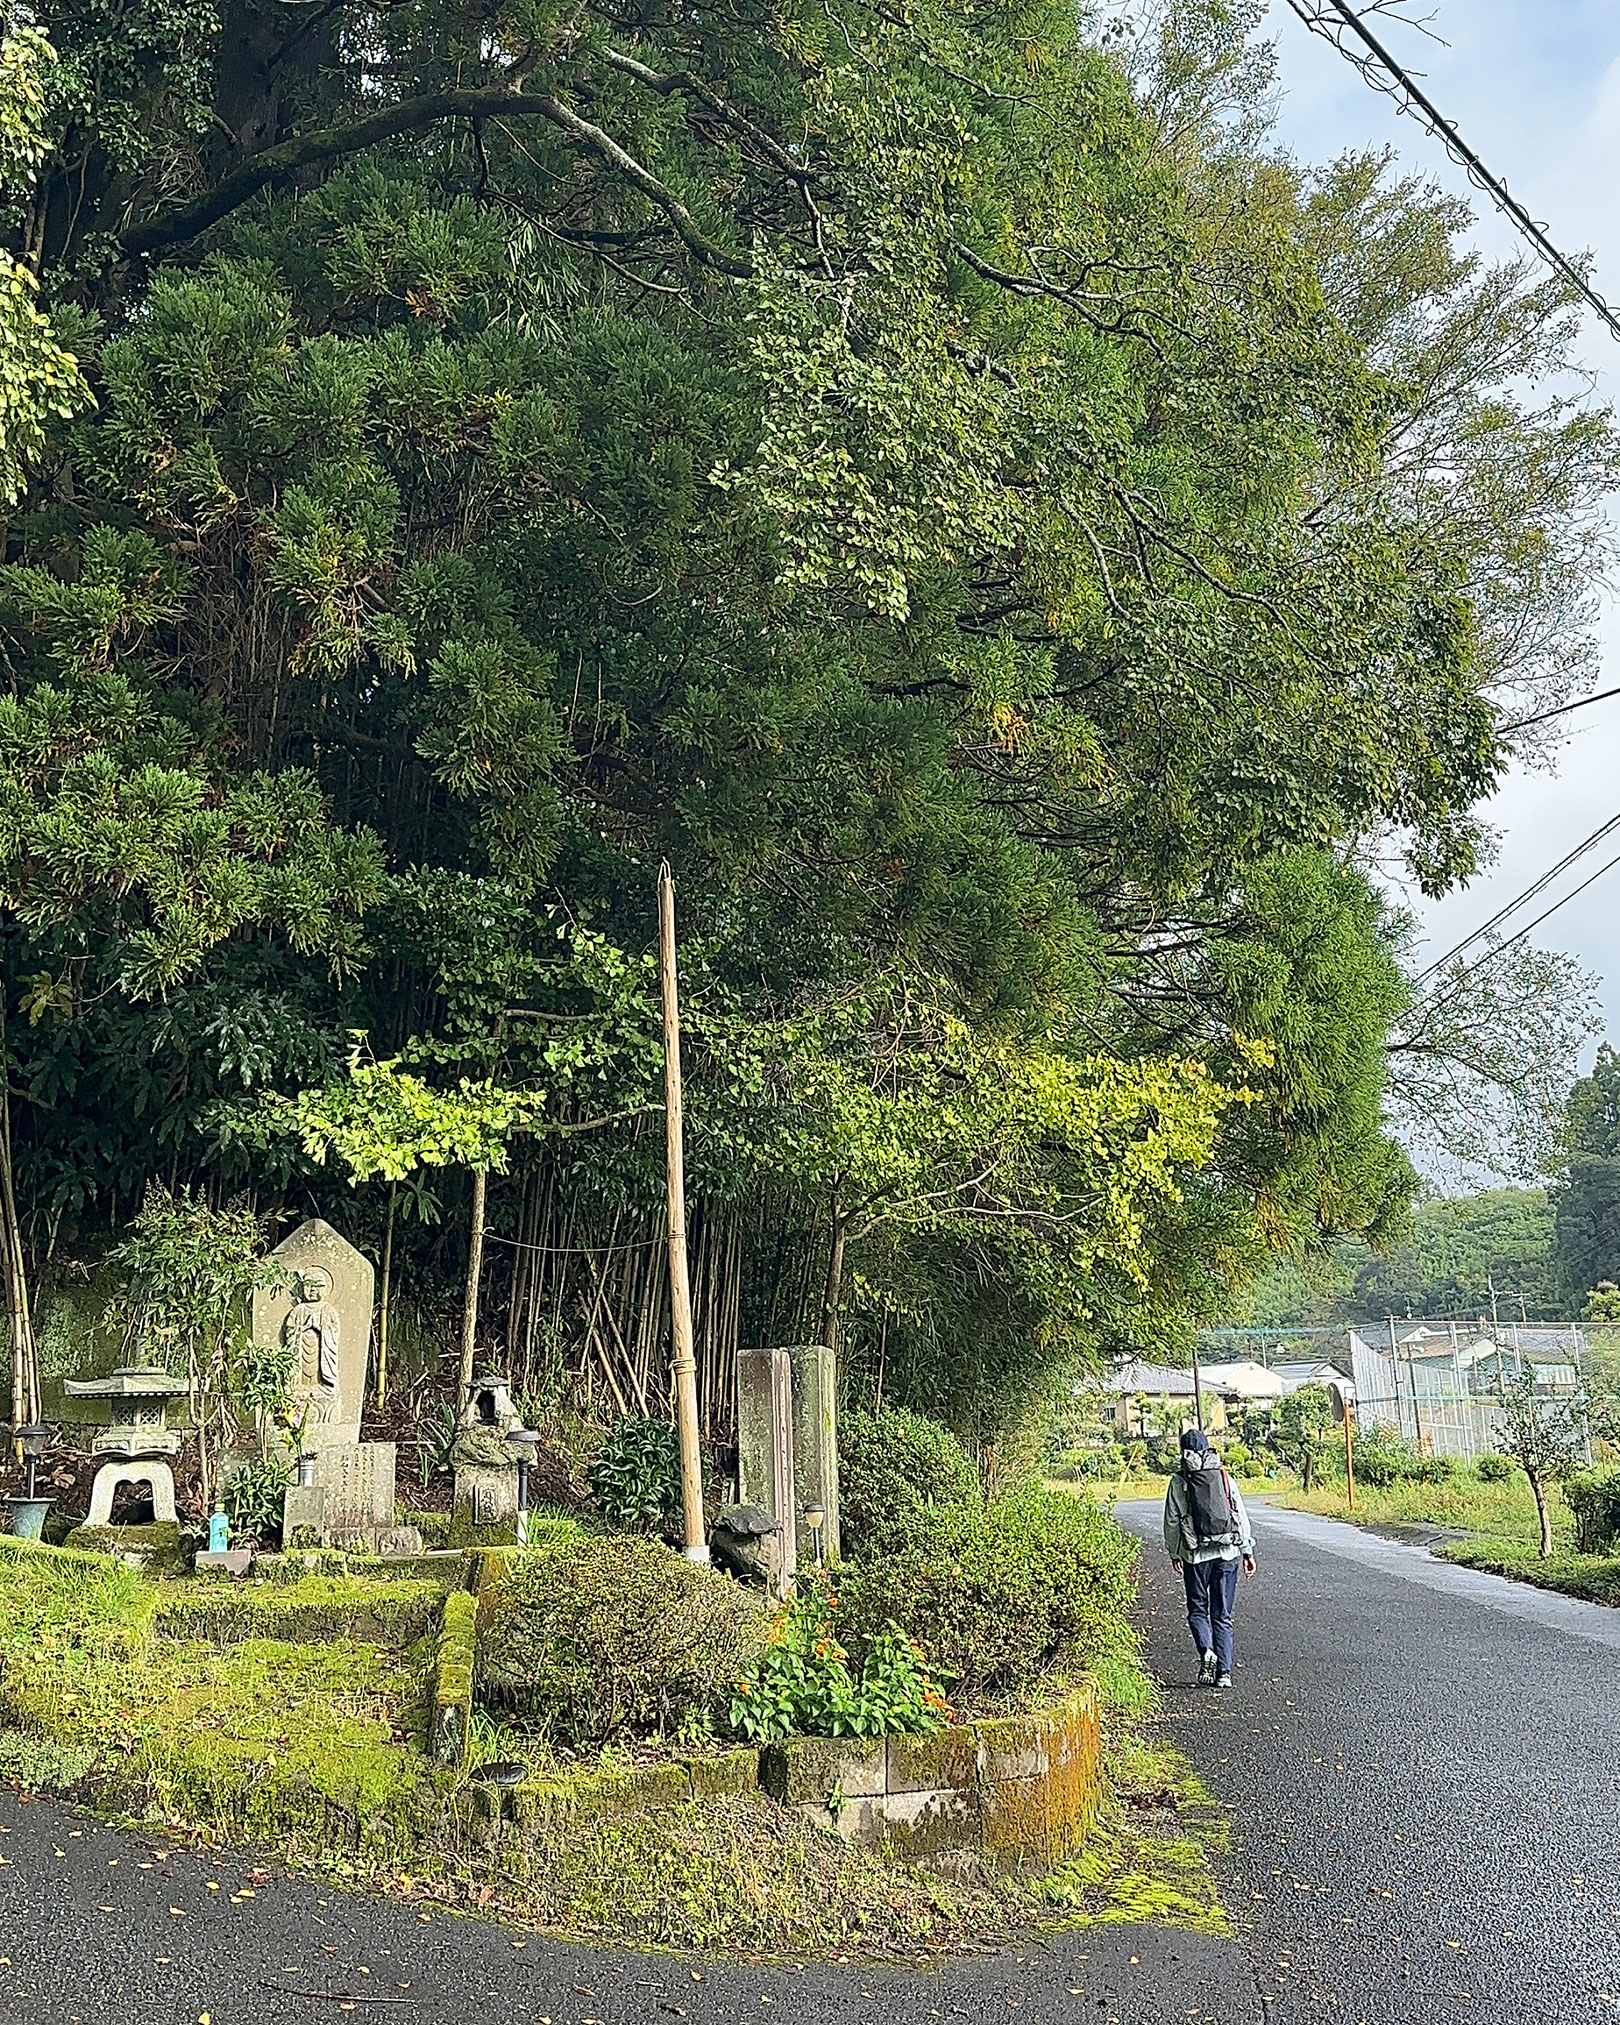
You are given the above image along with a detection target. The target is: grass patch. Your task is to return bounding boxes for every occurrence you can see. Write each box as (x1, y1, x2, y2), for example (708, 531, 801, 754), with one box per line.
(1279, 1475, 1571, 1548)
(1435, 1539, 1620, 1605)
(0, 1536, 436, 1855)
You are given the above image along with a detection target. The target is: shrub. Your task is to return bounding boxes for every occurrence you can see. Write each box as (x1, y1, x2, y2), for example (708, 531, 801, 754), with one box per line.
(1350, 1425, 1426, 1488)
(1473, 1451, 1518, 1483)
(837, 1483, 1139, 1707)
(1565, 1466, 1620, 1554)
(478, 1533, 767, 1744)
(222, 1454, 291, 1544)
(726, 1573, 947, 1742)
(838, 1405, 981, 1556)
(1220, 1440, 1252, 1476)
(589, 1416, 681, 1533)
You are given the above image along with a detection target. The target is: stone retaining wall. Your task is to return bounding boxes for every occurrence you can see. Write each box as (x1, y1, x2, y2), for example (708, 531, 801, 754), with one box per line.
(759, 1685, 1103, 1867)
(458, 1684, 1103, 1871)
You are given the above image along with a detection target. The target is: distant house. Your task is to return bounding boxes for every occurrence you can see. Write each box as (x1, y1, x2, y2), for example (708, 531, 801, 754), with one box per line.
(1270, 1358, 1353, 1395)
(1200, 1359, 1288, 1402)
(1099, 1360, 1207, 1435)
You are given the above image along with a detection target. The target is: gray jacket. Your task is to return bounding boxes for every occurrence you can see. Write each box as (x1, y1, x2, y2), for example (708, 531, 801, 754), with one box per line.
(1163, 1458, 1255, 1564)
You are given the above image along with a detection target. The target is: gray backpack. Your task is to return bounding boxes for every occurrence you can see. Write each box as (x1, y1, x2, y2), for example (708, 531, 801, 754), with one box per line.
(1180, 1454, 1238, 1553)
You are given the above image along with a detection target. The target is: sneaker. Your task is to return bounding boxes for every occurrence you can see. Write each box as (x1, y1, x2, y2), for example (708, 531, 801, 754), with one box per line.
(1215, 1672, 1232, 1690)
(1199, 1650, 1217, 1687)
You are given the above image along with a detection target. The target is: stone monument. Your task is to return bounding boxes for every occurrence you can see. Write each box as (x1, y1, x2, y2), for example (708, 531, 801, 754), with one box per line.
(736, 1347, 797, 1596)
(252, 1219, 397, 1550)
(734, 1343, 843, 1591)
(788, 1342, 840, 1565)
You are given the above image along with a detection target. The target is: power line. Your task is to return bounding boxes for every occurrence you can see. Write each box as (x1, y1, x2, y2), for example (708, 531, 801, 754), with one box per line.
(1283, 0, 1620, 342)
(1446, 838, 1620, 988)
(1501, 681, 1620, 733)
(1416, 809, 1620, 980)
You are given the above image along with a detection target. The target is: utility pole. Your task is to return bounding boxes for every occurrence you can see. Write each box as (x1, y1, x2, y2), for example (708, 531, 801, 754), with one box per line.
(658, 863, 709, 1563)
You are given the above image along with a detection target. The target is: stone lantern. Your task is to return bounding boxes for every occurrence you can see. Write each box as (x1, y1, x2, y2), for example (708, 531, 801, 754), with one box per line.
(449, 1370, 527, 1544)
(61, 1364, 190, 1564)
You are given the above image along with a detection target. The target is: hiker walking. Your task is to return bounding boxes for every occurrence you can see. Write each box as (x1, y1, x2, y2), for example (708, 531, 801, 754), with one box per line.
(1164, 1427, 1255, 1689)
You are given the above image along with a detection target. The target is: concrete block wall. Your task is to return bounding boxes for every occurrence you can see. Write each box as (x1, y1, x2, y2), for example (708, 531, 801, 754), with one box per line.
(758, 1684, 1103, 1866)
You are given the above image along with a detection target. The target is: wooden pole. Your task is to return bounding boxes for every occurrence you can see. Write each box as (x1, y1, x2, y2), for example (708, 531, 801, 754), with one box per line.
(1191, 1333, 1205, 1431)
(659, 863, 708, 1562)
(1344, 1403, 1355, 1510)
(458, 1166, 488, 1402)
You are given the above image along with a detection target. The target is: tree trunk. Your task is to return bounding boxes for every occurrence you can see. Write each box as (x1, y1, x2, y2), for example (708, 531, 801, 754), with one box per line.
(376, 1182, 396, 1409)
(458, 1166, 487, 1401)
(821, 1189, 847, 1356)
(1532, 1473, 1553, 1559)
(0, 987, 39, 1431)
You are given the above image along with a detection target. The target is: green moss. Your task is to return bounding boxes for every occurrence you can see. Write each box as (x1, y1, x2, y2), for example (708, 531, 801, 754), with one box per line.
(1033, 1733, 1228, 1934)
(155, 1574, 447, 1650)
(450, 1790, 1021, 1955)
(431, 1591, 478, 1767)
(0, 1544, 436, 1859)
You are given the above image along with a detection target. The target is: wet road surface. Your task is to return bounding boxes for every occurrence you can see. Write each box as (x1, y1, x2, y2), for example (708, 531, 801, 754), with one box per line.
(1121, 1497, 1620, 2025)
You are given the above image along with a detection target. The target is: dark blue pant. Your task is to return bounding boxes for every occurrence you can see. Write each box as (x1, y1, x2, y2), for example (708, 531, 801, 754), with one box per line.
(1182, 1556, 1240, 1673)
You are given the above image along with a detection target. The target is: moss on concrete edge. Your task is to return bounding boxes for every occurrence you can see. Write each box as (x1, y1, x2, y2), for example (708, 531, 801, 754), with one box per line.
(432, 1590, 478, 1767)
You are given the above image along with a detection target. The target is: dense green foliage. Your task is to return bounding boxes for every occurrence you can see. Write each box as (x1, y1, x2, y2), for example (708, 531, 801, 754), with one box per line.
(477, 1534, 766, 1743)
(588, 1414, 681, 1534)
(726, 1572, 947, 1742)
(836, 1403, 982, 1556)
(0, 0, 1613, 1436)
(836, 1484, 1139, 1706)
(1551, 1045, 1620, 1305)
(1564, 1466, 1620, 1555)
(1230, 1187, 1560, 1327)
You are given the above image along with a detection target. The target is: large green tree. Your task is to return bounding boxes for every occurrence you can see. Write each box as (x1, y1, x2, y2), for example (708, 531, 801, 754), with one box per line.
(0, 0, 1613, 1433)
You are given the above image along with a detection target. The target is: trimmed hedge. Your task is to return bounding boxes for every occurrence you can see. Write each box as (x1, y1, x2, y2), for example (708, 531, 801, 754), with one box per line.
(836, 1483, 1139, 1707)
(838, 1405, 981, 1557)
(477, 1533, 768, 1744)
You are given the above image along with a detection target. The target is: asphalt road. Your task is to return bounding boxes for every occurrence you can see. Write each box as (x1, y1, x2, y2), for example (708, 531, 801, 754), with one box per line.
(0, 1791, 1251, 2025)
(1120, 1497, 1620, 2025)
(5, 1503, 1618, 2025)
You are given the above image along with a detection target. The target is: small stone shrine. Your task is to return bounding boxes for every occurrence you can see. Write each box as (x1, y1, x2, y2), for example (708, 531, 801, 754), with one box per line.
(450, 1370, 525, 1545)
(251, 1219, 398, 1549)
(61, 1364, 189, 1566)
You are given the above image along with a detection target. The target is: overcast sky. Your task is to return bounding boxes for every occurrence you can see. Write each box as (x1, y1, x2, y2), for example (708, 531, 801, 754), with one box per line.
(1262, 0, 1620, 1046)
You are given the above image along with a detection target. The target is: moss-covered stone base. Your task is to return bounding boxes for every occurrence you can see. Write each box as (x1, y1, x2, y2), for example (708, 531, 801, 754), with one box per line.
(61, 1521, 189, 1573)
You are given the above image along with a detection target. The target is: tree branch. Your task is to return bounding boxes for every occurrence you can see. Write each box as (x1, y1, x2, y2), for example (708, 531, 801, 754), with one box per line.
(121, 84, 754, 275)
